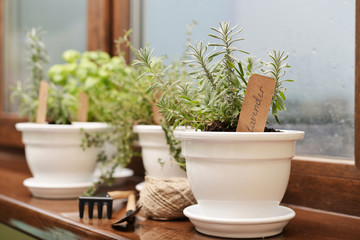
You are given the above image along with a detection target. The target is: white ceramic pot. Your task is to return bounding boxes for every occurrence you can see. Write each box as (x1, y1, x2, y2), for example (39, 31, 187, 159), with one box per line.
(174, 130, 304, 219)
(133, 125, 186, 178)
(16, 122, 109, 184)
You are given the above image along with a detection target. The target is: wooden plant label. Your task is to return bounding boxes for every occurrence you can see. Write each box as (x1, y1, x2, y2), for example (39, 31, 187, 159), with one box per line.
(35, 80, 49, 124)
(77, 91, 89, 122)
(236, 74, 276, 132)
(152, 102, 165, 125)
(152, 91, 165, 125)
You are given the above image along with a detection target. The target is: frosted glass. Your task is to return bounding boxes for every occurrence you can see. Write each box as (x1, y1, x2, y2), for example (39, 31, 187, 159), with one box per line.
(3, 0, 86, 113)
(142, 0, 355, 159)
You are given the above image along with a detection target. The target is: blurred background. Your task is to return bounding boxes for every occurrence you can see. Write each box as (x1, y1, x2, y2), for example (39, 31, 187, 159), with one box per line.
(2, 0, 355, 159)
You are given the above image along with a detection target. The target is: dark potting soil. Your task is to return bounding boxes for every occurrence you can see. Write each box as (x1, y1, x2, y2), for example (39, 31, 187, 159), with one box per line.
(264, 127, 280, 132)
(48, 121, 72, 125)
(203, 120, 280, 132)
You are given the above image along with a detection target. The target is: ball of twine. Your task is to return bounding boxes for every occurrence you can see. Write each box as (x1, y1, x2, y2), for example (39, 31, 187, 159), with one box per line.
(138, 176, 196, 220)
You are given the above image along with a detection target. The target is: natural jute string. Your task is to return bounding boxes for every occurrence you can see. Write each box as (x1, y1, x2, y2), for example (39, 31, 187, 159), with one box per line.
(139, 176, 196, 220)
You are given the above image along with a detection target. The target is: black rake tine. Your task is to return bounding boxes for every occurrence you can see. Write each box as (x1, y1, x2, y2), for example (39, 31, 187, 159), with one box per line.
(88, 202, 94, 219)
(107, 201, 113, 219)
(78, 196, 114, 219)
(79, 200, 85, 218)
(98, 202, 104, 219)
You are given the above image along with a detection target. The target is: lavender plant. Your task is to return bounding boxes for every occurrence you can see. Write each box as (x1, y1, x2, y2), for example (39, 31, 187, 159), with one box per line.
(135, 22, 293, 131)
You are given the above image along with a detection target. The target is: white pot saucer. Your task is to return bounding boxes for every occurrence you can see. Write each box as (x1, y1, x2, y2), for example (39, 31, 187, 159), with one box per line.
(23, 178, 93, 199)
(93, 167, 134, 186)
(183, 204, 295, 239)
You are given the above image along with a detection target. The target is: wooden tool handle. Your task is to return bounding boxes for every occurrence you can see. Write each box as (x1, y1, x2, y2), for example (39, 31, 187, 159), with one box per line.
(36, 81, 49, 124)
(107, 190, 134, 200)
(126, 193, 136, 212)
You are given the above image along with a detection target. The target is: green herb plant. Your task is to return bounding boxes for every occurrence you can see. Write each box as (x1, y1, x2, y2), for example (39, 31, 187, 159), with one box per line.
(83, 26, 199, 193)
(11, 28, 77, 124)
(11, 27, 192, 194)
(85, 39, 154, 191)
(45, 32, 154, 193)
(10, 28, 141, 194)
(135, 22, 293, 132)
(133, 21, 198, 172)
(100, 26, 197, 174)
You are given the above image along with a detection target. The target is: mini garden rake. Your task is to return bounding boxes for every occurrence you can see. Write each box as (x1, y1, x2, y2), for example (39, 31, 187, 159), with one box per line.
(78, 190, 134, 219)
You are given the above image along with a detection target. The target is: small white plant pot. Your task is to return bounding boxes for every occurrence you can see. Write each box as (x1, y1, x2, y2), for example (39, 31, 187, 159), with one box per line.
(174, 130, 304, 219)
(133, 125, 186, 178)
(16, 122, 109, 184)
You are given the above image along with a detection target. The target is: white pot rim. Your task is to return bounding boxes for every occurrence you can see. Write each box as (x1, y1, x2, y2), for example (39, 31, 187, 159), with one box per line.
(16, 122, 109, 132)
(174, 129, 304, 142)
(133, 124, 162, 133)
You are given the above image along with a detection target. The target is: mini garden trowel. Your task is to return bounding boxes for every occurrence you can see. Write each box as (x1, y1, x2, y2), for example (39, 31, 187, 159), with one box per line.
(112, 192, 142, 231)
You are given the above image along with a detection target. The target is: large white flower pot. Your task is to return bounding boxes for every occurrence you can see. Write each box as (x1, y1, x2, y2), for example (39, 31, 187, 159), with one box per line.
(16, 122, 109, 184)
(133, 125, 186, 178)
(174, 130, 304, 219)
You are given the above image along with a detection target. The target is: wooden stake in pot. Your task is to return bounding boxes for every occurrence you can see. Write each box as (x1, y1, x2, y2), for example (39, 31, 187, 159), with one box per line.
(152, 91, 165, 125)
(236, 74, 276, 132)
(77, 91, 89, 122)
(35, 80, 49, 124)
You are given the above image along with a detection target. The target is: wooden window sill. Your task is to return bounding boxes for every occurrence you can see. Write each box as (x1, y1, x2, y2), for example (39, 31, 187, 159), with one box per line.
(0, 150, 359, 240)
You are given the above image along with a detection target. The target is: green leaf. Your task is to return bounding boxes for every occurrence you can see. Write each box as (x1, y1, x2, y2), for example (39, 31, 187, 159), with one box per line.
(227, 60, 235, 69)
(137, 71, 152, 80)
(275, 96, 287, 111)
(274, 115, 281, 124)
(146, 83, 159, 93)
(173, 119, 180, 129)
(208, 43, 225, 47)
(208, 34, 223, 40)
(279, 92, 286, 100)
(179, 95, 192, 101)
(272, 102, 278, 115)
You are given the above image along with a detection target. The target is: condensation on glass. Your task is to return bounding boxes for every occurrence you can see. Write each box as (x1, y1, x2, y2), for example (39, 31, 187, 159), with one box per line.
(3, 0, 86, 114)
(139, 0, 355, 159)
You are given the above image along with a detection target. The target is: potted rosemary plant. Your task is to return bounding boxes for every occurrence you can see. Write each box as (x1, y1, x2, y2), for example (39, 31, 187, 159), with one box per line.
(12, 28, 108, 199)
(99, 32, 188, 185)
(132, 23, 201, 182)
(135, 22, 304, 238)
(132, 59, 187, 180)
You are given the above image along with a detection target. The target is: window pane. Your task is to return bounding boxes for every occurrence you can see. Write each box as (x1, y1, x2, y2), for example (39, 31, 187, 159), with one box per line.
(3, 0, 87, 113)
(140, 0, 355, 159)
